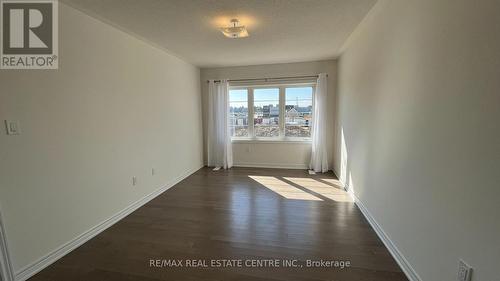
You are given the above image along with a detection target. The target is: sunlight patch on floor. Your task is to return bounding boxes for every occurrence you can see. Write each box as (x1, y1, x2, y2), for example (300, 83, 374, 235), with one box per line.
(283, 177, 353, 202)
(249, 176, 322, 201)
(319, 178, 344, 189)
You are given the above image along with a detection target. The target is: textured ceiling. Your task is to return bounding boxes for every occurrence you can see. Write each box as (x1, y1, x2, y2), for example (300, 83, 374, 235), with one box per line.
(62, 0, 377, 67)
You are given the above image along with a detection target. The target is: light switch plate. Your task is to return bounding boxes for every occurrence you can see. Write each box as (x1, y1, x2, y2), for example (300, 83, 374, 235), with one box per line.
(5, 120, 20, 135)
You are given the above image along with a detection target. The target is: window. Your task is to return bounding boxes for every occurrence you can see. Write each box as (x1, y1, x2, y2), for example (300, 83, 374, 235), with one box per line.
(229, 89, 249, 137)
(285, 87, 313, 138)
(229, 84, 315, 141)
(253, 88, 280, 137)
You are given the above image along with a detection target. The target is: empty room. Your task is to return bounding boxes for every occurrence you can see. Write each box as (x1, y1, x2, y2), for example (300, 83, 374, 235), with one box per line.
(0, 0, 499, 281)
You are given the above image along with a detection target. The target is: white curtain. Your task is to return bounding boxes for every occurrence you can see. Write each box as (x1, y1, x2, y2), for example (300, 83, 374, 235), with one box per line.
(310, 73, 329, 173)
(207, 80, 233, 169)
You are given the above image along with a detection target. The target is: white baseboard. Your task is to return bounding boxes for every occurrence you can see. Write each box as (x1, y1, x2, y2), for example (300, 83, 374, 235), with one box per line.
(345, 187, 421, 281)
(14, 165, 202, 281)
(233, 162, 309, 169)
(0, 210, 15, 281)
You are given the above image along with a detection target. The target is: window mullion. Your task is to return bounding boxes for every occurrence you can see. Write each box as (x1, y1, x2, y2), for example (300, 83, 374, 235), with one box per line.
(279, 86, 285, 139)
(248, 88, 254, 138)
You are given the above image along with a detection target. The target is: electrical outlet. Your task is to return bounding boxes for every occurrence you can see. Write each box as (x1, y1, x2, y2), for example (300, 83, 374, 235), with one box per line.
(458, 259, 472, 281)
(132, 176, 137, 186)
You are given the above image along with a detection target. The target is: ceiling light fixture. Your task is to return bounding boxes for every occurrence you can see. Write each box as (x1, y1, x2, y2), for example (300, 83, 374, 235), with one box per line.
(220, 19, 249, 39)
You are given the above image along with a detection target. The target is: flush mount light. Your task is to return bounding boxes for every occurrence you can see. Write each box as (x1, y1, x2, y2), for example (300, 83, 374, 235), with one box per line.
(220, 19, 249, 38)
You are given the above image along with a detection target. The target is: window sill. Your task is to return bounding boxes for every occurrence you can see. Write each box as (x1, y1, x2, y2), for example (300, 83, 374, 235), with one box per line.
(231, 138, 312, 144)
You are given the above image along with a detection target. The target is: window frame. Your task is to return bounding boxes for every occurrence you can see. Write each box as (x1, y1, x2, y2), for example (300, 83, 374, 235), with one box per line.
(229, 82, 315, 143)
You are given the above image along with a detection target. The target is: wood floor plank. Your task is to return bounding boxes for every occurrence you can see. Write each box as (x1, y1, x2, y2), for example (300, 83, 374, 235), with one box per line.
(28, 167, 407, 281)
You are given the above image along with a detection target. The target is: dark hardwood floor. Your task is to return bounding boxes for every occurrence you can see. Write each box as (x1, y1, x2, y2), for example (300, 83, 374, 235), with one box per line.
(29, 167, 408, 281)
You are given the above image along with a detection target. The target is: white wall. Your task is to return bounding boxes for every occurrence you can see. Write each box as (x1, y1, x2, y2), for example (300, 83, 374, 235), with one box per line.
(0, 3, 203, 274)
(201, 60, 337, 169)
(336, 0, 500, 280)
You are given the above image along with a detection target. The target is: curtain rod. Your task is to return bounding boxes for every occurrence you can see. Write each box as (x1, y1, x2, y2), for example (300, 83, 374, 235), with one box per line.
(207, 74, 327, 83)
